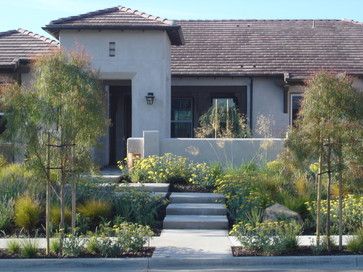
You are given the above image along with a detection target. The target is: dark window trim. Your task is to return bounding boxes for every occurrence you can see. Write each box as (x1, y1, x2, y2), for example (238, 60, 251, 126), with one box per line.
(171, 97, 194, 138)
(109, 42, 116, 57)
(290, 93, 303, 125)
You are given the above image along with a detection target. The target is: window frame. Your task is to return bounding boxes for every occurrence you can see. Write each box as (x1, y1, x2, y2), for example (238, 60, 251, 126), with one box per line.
(171, 97, 194, 138)
(0, 111, 5, 134)
(109, 42, 116, 57)
(290, 93, 304, 125)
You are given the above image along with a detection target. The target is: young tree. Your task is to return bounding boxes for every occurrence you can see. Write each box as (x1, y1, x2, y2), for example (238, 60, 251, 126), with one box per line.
(286, 71, 363, 251)
(195, 102, 251, 138)
(1, 51, 108, 254)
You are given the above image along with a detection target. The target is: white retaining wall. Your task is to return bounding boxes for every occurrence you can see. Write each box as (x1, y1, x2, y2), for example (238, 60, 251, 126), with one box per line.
(128, 131, 285, 166)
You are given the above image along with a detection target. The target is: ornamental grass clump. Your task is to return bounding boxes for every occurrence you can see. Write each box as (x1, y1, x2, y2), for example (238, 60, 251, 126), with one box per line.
(20, 239, 38, 258)
(7, 240, 21, 255)
(14, 195, 41, 232)
(78, 200, 112, 229)
(231, 220, 301, 256)
(347, 228, 363, 253)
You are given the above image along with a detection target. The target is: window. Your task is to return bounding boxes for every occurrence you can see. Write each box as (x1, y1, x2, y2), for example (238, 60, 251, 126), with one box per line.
(171, 98, 193, 138)
(109, 42, 116, 57)
(290, 94, 303, 125)
(0, 111, 5, 134)
(211, 97, 238, 131)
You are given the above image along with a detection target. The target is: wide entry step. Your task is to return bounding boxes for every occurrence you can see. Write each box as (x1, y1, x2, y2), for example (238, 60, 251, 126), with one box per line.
(170, 192, 225, 203)
(163, 215, 228, 229)
(167, 203, 227, 215)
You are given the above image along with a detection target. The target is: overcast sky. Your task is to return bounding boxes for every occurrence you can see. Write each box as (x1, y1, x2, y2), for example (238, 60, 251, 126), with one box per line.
(1, 0, 363, 39)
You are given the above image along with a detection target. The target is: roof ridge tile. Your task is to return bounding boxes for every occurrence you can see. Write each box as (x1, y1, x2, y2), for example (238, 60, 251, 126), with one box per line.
(17, 28, 59, 46)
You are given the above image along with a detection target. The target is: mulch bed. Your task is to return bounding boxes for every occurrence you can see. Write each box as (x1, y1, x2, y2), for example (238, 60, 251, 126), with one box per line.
(232, 246, 357, 257)
(0, 247, 155, 259)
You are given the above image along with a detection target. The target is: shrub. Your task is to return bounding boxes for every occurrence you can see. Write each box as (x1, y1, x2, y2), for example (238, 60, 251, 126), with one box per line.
(125, 153, 189, 183)
(7, 240, 21, 255)
(14, 195, 41, 232)
(347, 228, 363, 253)
(0, 198, 13, 231)
(112, 222, 153, 252)
(20, 239, 38, 258)
(85, 235, 119, 257)
(215, 164, 277, 223)
(50, 239, 61, 255)
(78, 200, 111, 229)
(122, 153, 221, 189)
(50, 205, 72, 229)
(63, 233, 85, 257)
(231, 220, 301, 255)
(307, 195, 363, 234)
(113, 188, 166, 227)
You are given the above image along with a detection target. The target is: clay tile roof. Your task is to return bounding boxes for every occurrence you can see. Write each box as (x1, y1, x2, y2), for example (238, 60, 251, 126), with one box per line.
(0, 28, 59, 68)
(43, 6, 184, 45)
(171, 19, 363, 79)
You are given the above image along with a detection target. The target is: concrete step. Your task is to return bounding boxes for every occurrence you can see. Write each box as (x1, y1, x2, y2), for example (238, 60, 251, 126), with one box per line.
(166, 203, 227, 215)
(163, 215, 228, 229)
(170, 193, 225, 204)
(118, 183, 169, 193)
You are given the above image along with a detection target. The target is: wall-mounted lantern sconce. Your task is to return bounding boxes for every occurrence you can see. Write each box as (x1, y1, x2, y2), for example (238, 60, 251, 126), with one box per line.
(146, 92, 155, 105)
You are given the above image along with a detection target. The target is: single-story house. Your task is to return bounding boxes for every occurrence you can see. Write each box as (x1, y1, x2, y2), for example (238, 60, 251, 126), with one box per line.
(1, 6, 363, 166)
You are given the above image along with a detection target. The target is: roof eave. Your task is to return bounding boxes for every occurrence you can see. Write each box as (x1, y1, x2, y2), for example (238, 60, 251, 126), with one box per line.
(43, 24, 184, 45)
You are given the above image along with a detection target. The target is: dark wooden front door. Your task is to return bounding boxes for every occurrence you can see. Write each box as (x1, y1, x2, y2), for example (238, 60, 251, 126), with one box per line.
(109, 85, 132, 166)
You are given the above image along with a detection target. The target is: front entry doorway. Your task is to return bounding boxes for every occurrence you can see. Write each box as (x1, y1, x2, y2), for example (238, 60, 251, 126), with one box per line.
(109, 83, 132, 166)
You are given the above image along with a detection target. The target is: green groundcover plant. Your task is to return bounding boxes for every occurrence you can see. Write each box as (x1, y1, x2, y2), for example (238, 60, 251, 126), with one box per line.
(231, 220, 301, 255)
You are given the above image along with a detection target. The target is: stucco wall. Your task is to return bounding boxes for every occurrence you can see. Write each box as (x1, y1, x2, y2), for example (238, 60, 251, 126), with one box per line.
(128, 131, 284, 167)
(60, 29, 172, 166)
(60, 29, 172, 138)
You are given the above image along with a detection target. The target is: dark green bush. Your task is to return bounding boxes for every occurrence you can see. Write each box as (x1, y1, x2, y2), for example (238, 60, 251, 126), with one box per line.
(113, 188, 166, 227)
(14, 195, 41, 232)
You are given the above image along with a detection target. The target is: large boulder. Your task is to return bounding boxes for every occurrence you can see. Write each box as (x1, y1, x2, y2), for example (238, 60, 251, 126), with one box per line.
(263, 203, 302, 223)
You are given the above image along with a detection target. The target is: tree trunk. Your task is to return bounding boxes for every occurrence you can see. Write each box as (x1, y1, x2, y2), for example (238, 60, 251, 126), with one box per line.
(45, 133, 51, 255)
(71, 180, 76, 234)
(316, 152, 323, 247)
(326, 142, 332, 252)
(338, 147, 343, 251)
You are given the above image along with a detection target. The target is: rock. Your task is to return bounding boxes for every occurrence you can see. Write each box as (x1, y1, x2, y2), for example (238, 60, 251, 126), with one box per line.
(263, 203, 302, 223)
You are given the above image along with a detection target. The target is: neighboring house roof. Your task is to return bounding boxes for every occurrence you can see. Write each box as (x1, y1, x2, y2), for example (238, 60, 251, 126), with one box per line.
(171, 19, 363, 79)
(0, 28, 59, 69)
(43, 6, 184, 46)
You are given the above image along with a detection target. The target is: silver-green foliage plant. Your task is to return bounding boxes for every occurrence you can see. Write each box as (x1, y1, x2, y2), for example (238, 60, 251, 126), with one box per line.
(231, 220, 301, 255)
(0, 198, 13, 231)
(195, 103, 251, 138)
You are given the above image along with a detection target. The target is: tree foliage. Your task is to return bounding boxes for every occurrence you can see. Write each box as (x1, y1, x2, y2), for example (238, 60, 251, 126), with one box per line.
(285, 71, 363, 250)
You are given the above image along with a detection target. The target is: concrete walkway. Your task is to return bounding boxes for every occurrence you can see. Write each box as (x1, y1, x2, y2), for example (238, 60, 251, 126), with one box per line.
(152, 229, 232, 258)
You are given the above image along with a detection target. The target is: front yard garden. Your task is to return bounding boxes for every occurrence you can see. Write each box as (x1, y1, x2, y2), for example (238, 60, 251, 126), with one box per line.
(0, 52, 362, 259)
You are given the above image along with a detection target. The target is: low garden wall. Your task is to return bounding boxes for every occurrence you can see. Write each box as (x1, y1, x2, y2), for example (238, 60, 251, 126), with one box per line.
(127, 131, 285, 166)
